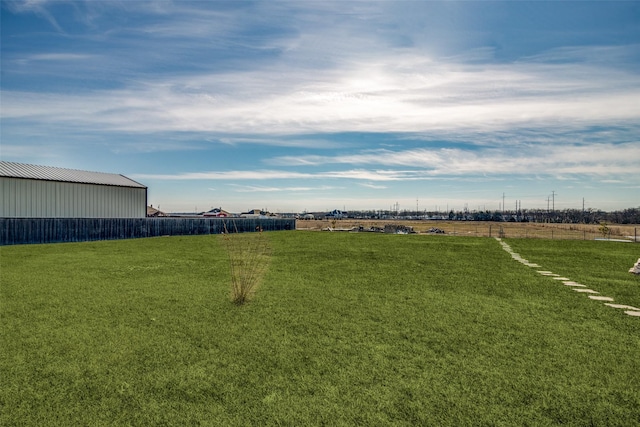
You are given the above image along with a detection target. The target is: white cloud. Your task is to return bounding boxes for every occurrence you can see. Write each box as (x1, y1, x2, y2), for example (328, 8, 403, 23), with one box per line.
(216, 136, 344, 149)
(359, 183, 388, 189)
(267, 142, 640, 177)
(230, 184, 337, 193)
(3, 46, 639, 137)
(6, 0, 65, 32)
(131, 140, 640, 190)
(132, 169, 430, 182)
(17, 53, 97, 63)
(134, 170, 310, 181)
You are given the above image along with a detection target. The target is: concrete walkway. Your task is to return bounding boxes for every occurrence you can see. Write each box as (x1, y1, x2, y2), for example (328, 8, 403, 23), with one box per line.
(495, 238, 640, 317)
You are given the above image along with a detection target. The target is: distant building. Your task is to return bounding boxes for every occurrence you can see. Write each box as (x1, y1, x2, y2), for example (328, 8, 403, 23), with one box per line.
(0, 161, 147, 218)
(147, 205, 167, 217)
(203, 208, 230, 217)
(326, 209, 347, 219)
(241, 209, 272, 218)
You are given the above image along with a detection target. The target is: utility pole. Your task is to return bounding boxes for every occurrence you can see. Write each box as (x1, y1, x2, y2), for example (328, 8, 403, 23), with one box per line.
(552, 190, 556, 211)
(502, 193, 505, 214)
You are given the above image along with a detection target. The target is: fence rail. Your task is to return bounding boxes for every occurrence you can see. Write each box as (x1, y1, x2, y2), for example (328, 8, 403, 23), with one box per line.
(0, 217, 295, 246)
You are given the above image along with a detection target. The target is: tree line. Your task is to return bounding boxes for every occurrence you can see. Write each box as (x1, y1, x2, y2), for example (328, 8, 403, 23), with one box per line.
(347, 207, 640, 224)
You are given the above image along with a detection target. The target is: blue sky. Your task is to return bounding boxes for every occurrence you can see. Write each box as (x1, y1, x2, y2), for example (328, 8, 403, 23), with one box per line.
(2, 1, 639, 213)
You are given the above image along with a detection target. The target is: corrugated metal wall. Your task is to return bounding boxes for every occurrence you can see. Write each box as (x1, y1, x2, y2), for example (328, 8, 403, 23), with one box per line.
(1, 177, 146, 218)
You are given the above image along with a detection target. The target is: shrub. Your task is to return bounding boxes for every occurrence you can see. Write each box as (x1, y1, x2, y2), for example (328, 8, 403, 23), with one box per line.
(599, 221, 610, 238)
(221, 222, 271, 305)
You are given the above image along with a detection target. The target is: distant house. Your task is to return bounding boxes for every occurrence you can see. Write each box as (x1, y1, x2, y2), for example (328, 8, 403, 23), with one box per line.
(147, 205, 167, 217)
(326, 209, 347, 219)
(241, 209, 271, 218)
(203, 208, 230, 217)
(0, 161, 147, 218)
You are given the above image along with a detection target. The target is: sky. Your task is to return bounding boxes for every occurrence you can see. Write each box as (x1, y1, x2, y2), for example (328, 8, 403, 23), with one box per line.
(2, 1, 639, 214)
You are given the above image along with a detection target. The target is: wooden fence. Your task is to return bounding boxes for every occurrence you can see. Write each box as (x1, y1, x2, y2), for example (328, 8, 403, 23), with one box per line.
(0, 217, 295, 246)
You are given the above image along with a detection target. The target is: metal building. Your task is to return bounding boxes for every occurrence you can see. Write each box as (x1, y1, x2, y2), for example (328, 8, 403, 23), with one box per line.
(0, 161, 147, 218)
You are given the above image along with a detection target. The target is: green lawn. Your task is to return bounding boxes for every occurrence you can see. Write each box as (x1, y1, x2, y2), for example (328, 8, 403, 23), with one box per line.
(1, 232, 639, 426)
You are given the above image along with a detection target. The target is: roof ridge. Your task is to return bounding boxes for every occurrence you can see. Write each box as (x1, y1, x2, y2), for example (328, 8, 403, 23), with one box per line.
(0, 161, 146, 188)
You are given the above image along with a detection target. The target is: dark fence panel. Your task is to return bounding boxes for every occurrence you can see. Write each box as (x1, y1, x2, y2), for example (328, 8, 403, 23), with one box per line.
(0, 217, 295, 246)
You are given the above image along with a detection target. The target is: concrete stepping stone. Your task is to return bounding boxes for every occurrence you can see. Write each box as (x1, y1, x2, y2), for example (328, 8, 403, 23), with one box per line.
(588, 296, 614, 301)
(605, 303, 640, 310)
(573, 289, 599, 293)
(494, 238, 638, 317)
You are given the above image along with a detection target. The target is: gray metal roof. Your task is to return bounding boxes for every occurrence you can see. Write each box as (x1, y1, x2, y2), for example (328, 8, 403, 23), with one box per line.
(0, 161, 146, 188)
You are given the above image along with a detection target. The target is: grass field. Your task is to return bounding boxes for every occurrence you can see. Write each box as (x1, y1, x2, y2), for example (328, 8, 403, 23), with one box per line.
(1, 232, 639, 425)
